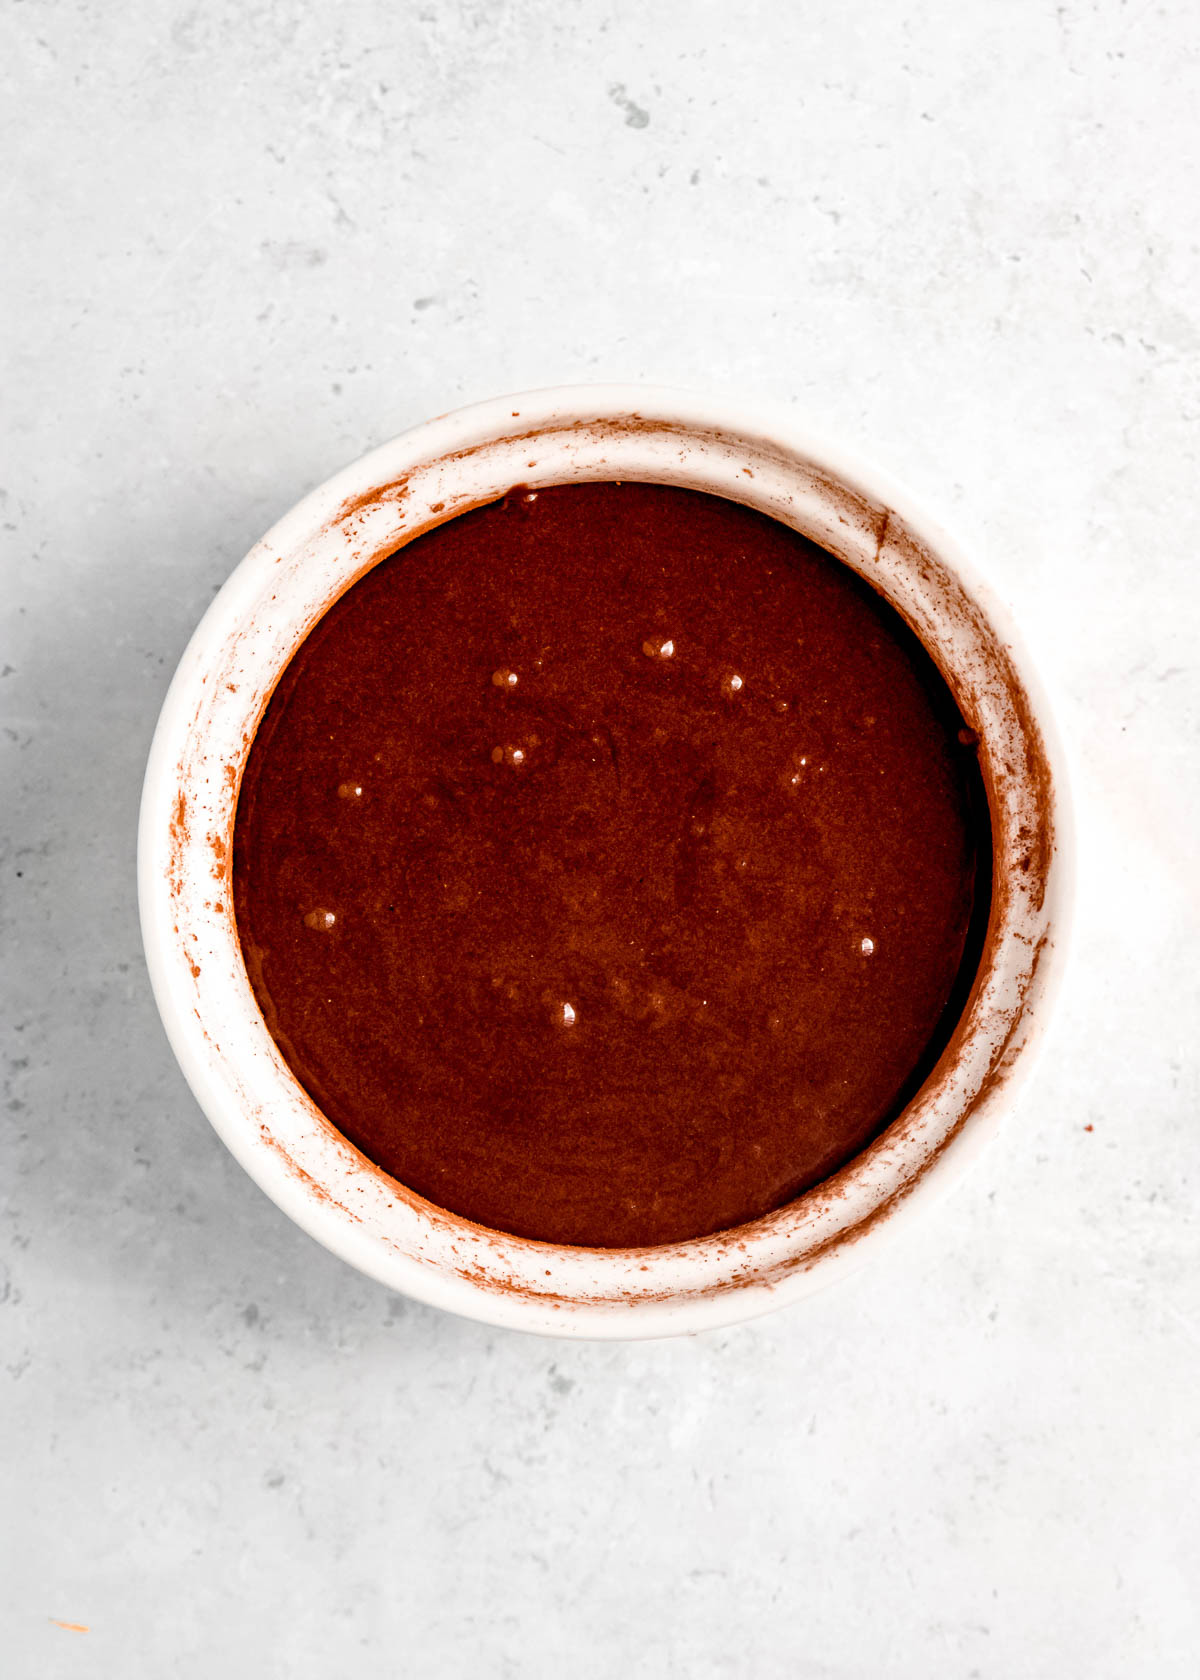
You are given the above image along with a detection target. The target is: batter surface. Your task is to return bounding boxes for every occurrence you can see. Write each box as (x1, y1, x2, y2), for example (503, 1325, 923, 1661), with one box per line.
(233, 482, 989, 1247)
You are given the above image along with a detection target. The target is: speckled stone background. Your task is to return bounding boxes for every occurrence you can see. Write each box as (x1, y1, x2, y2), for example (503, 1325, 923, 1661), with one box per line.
(3, 2, 1198, 1675)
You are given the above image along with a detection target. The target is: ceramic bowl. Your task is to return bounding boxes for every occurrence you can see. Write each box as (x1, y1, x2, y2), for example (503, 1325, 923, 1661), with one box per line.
(139, 385, 1071, 1338)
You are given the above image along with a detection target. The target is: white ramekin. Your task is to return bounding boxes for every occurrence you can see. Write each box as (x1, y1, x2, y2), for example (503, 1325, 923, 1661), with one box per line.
(139, 386, 1072, 1338)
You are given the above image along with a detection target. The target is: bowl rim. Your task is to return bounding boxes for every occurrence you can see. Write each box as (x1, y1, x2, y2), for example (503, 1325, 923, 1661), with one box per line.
(138, 383, 1073, 1339)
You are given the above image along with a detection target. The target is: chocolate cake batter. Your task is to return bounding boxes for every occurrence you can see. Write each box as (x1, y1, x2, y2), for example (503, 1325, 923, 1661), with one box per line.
(233, 483, 989, 1248)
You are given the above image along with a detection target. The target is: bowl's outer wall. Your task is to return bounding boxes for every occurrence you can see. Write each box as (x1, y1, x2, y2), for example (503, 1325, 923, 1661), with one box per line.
(139, 386, 1072, 1338)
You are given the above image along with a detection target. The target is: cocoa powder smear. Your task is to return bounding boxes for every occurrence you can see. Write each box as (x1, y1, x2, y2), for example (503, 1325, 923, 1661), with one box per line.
(233, 483, 990, 1247)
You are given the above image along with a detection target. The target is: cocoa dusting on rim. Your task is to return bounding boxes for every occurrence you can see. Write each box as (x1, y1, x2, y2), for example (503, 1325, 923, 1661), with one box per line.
(160, 412, 1063, 1316)
(168, 791, 188, 898)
